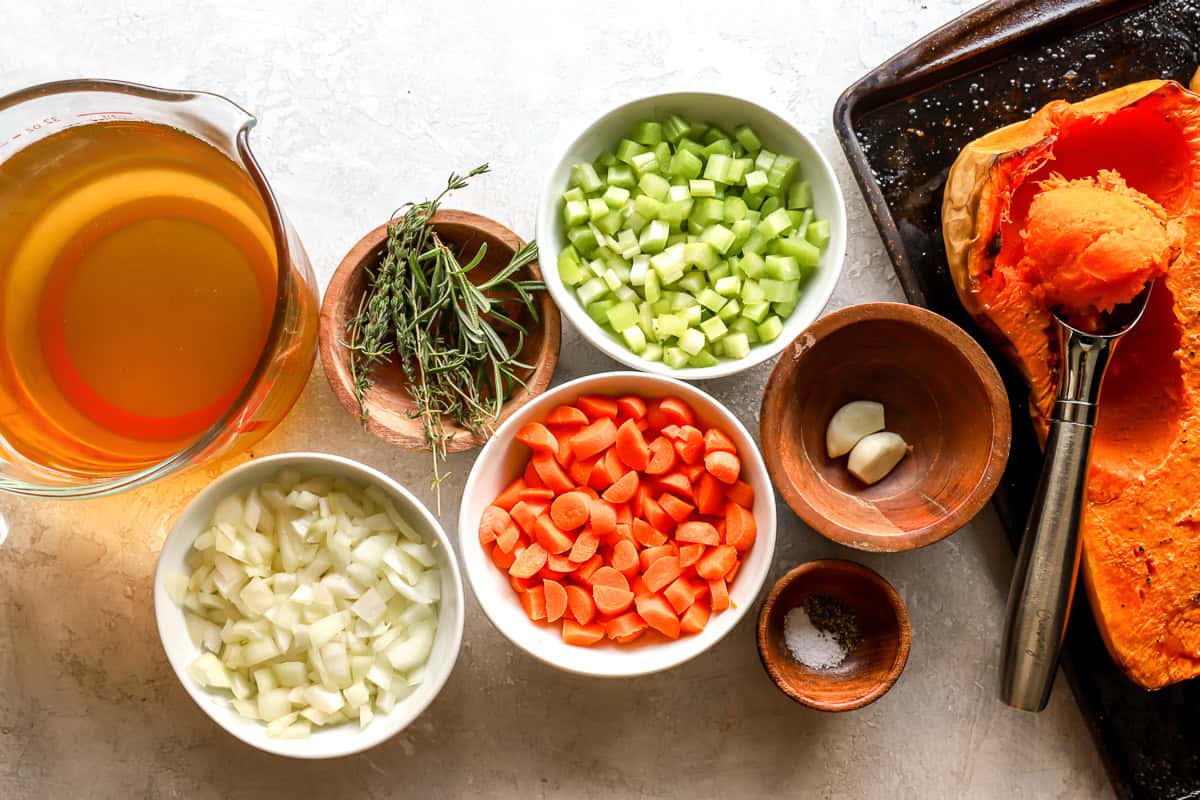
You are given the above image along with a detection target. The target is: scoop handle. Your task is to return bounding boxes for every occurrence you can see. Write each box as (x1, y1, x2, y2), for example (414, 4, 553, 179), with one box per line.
(1000, 327, 1114, 711)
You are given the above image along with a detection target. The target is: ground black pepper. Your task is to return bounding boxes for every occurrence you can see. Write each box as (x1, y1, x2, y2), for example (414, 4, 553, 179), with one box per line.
(803, 595, 861, 653)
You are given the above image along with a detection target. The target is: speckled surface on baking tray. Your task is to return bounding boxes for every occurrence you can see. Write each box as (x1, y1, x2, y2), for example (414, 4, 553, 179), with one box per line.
(0, 2, 1111, 799)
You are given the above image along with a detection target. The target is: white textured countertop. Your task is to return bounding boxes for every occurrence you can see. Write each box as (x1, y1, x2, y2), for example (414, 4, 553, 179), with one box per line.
(0, 2, 1114, 798)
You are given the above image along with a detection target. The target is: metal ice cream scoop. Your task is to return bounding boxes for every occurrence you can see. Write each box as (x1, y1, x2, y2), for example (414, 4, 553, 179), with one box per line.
(1000, 283, 1153, 712)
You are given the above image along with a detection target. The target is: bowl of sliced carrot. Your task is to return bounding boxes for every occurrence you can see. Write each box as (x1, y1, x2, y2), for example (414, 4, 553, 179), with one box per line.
(459, 371, 776, 677)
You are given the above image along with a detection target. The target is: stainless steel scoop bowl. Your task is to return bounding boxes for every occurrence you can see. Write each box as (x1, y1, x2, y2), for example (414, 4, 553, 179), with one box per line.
(1000, 282, 1154, 712)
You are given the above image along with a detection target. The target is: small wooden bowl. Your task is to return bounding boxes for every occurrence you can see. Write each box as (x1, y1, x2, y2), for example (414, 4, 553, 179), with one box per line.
(760, 302, 1010, 551)
(319, 210, 561, 451)
(757, 559, 910, 711)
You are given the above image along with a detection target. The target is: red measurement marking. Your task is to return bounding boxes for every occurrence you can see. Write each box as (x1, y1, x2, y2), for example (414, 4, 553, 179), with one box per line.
(76, 111, 132, 117)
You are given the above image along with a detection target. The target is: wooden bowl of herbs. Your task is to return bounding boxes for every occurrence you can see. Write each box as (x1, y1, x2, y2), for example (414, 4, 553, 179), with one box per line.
(319, 167, 560, 476)
(757, 559, 910, 712)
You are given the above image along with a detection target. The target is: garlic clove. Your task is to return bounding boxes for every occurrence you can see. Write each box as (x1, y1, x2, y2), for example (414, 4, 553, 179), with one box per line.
(847, 431, 911, 485)
(825, 401, 886, 458)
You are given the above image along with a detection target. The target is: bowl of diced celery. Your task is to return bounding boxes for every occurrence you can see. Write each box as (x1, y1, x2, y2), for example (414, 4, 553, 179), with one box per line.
(536, 92, 846, 379)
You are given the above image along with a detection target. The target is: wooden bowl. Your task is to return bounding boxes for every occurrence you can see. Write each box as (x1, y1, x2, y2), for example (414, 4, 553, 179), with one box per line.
(760, 302, 1010, 551)
(757, 559, 910, 711)
(319, 210, 561, 451)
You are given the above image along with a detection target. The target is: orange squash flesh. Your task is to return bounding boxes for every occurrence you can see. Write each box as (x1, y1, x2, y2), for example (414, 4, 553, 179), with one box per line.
(943, 79, 1200, 689)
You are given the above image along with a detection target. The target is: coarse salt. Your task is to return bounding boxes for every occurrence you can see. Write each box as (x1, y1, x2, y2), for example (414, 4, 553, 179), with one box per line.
(783, 604, 847, 670)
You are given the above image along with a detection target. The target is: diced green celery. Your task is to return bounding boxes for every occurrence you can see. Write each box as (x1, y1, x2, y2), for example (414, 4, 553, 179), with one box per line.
(757, 315, 784, 343)
(690, 121, 710, 139)
(663, 347, 690, 369)
(703, 138, 733, 158)
(587, 197, 609, 222)
(657, 313, 688, 339)
(602, 268, 622, 292)
(703, 153, 732, 184)
(707, 261, 731, 281)
(615, 139, 646, 165)
(700, 315, 728, 341)
(729, 219, 753, 252)
(743, 190, 765, 211)
(644, 267, 661, 302)
(787, 180, 813, 209)
(586, 257, 606, 278)
(679, 305, 703, 326)
(629, 255, 650, 286)
(684, 242, 720, 270)
(689, 179, 717, 197)
(650, 244, 686, 285)
(586, 299, 616, 325)
(773, 300, 798, 319)
(699, 223, 736, 255)
(732, 142, 746, 158)
(614, 284, 637, 302)
(669, 149, 704, 180)
(603, 186, 631, 209)
(742, 283, 768, 307)
(764, 255, 802, 281)
(781, 235, 820, 268)
(662, 114, 692, 144)
(567, 225, 599, 257)
(759, 278, 800, 304)
(702, 126, 729, 145)
(639, 219, 670, 254)
(642, 342, 664, 362)
(718, 298, 741, 321)
(664, 228, 690, 246)
(651, 298, 672, 315)
(767, 154, 799, 190)
(630, 120, 663, 146)
(678, 269, 707, 294)
(730, 317, 760, 342)
(622, 325, 647, 353)
(606, 301, 639, 332)
(654, 142, 672, 172)
(595, 210, 623, 236)
(571, 162, 604, 193)
(689, 197, 725, 228)
(563, 199, 589, 227)
(676, 137, 705, 158)
(741, 230, 768, 255)
(671, 292, 697, 310)
(739, 252, 766, 279)
(616, 229, 640, 259)
(786, 210, 807, 229)
(806, 219, 831, 249)
(734, 125, 762, 152)
(563, 186, 586, 203)
(755, 149, 777, 172)
(696, 287, 727, 313)
(688, 350, 719, 368)
(728, 158, 752, 185)
(723, 196, 748, 223)
(679, 328, 706, 356)
(760, 195, 781, 215)
(629, 198, 659, 224)
(756, 207, 793, 240)
(577, 274, 608, 304)
(639, 173, 671, 201)
(722, 331, 751, 359)
(631, 150, 660, 176)
(558, 248, 588, 286)
(607, 165, 636, 189)
(744, 170, 768, 193)
(714, 275, 741, 296)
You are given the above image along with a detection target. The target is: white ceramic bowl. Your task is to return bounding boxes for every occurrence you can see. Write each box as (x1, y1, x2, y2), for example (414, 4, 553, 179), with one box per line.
(459, 372, 777, 677)
(154, 452, 465, 759)
(536, 91, 847, 380)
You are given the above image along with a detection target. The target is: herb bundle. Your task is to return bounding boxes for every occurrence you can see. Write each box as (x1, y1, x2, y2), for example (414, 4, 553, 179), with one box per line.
(345, 165, 544, 509)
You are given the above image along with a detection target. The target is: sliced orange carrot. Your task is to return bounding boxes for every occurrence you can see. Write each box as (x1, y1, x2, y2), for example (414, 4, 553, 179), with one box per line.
(676, 520, 720, 546)
(614, 419, 650, 471)
(520, 585, 547, 620)
(547, 554, 579, 573)
(602, 470, 639, 503)
(704, 450, 741, 485)
(658, 397, 696, 427)
(646, 403, 670, 432)
(658, 492, 695, 523)
(641, 495, 675, 534)
(631, 483, 651, 517)
(632, 518, 668, 548)
(605, 611, 647, 643)
(680, 600, 710, 635)
(517, 486, 555, 503)
(708, 578, 729, 612)
(696, 545, 738, 580)
(543, 578, 568, 623)
(614, 501, 633, 526)
(611, 539, 639, 577)
(516, 422, 559, 454)
(594, 585, 635, 616)
(556, 435, 575, 467)
(509, 542, 548, 578)
(635, 593, 680, 639)
(725, 502, 757, 553)
(590, 565, 630, 592)
(643, 555, 682, 593)
(490, 542, 516, 570)
(534, 516, 574, 555)
(550, 490, 590, 530)
(657, 471, 693, 499)
(694, 472, 725, 515)
(509, 574, 535, 594)
(678, 542, 705, 569)
(565, 584, 597, 625)
(645, 436, 677, 475)
(603, 448, 626, 482)
(617, 395, 647, 420)
(727, 479, 755, 509)
(661, 424, 683, 441)
(495, 523, 521, 554)
(509, 500, 546, 535)
(578, 394, 619, 419)
(493, 478, 526, 511)
(608, 522, 634, 547)
(562, 619, 605, 646)
(681, 462, 706, 483)
(703, 428, 737, 454)
(673, 425, 705, 464)
(523, 461, 544, 488)
(587, 499, 616, 538)
(725, 559, 741, 583)
(568, 454, 597, 486)
(587, 458, 615, 491)
(630, 574, 654, 599)
(570, 416, 618, 460)
(478, 505, 512, 545)
(573, 552, 604, 584)
(532, 453, 575, 494)
(547, 404, 589, 427)
(638, 544, 677, 572)
(664, 575, 700, 614)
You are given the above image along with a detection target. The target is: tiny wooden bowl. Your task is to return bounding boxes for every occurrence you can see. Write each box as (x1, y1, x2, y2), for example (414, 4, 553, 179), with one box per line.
(757, 559, 910, 711)
(760, 302, 1010, 551)
(319, 210, 561, 452)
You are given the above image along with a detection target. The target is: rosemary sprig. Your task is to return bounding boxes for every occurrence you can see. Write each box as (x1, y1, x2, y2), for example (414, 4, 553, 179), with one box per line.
(344, 165, 544, 510)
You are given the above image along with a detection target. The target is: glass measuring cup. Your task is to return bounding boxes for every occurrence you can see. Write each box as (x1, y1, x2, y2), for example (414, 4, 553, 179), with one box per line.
(0, 80, 318, 498)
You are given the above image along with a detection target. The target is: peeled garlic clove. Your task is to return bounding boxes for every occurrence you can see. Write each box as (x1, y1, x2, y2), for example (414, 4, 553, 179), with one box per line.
(826, 401, 886, 458)
(847, 431, 911, 485)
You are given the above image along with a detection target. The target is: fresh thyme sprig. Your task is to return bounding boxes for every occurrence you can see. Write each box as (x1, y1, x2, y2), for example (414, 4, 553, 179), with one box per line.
(344, 165, 544, 510)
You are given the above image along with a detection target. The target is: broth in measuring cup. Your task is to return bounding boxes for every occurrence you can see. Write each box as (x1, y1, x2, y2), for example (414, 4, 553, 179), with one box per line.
(0, 120, 277, 475)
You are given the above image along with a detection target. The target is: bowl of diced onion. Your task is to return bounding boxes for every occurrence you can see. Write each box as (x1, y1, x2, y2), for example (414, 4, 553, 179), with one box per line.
(536, 91, 847, 379)
(154, 453, 465, 758)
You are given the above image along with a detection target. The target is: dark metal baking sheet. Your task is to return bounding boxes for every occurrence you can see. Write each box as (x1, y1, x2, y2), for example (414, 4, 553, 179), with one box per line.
(833, 1, 1200, 798)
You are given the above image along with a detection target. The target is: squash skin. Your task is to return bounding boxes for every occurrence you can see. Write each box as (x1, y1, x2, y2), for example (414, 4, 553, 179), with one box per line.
(943, 80, 1200, 689)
